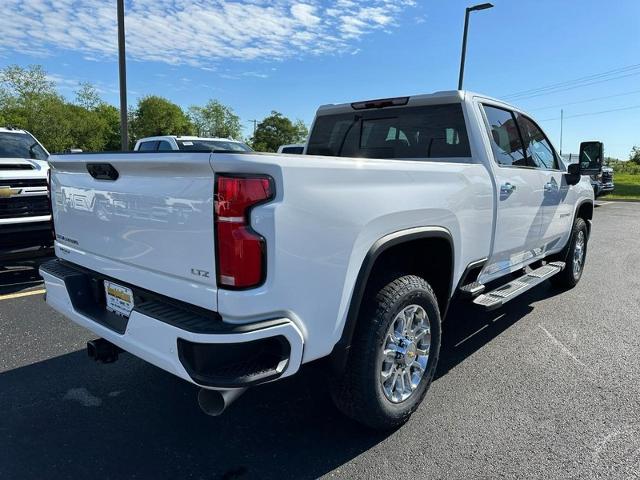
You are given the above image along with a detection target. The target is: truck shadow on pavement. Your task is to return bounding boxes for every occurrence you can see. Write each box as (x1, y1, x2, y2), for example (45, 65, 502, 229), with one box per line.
(0, 257, 51, 295)
(437, 283, 566, 379)
(0, 282, 565, 480)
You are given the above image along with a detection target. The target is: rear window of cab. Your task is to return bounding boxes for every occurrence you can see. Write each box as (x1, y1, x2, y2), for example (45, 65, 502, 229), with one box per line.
(307, 104, 470, 159)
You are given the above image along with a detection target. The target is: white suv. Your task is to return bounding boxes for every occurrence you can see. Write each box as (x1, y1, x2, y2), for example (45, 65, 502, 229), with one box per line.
(134, 136, 252, 153)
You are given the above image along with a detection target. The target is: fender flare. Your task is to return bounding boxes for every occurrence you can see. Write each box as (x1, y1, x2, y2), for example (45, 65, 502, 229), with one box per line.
(329, 226, 455, 374)
(575, 199, 594, 234)
(551, 198, 593, 264)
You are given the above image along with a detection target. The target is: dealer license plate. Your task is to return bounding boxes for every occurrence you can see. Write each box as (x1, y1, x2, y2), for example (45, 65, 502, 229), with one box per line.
(104, 281, 135, 318)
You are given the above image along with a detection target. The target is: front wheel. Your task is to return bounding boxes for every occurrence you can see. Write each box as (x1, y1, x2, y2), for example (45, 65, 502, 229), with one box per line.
(550, 217, 588, 288)
(330, 274, 441, 430)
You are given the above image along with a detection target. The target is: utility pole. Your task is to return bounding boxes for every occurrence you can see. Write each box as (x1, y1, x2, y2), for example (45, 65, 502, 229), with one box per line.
(560, 108, 564, 156)
(248, 119, 258, 137)
(458, 3, 494, 90)
(117, 0, 129, 151)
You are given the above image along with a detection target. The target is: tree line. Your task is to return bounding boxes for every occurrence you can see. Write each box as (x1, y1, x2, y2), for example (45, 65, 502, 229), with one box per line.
(0, 65, 308, 153)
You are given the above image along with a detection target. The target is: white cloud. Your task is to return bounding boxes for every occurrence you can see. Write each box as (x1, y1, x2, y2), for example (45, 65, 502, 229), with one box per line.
(46, 73, 118, 95)
(291, 4, 321, 27)
(0, 0, 415, 68)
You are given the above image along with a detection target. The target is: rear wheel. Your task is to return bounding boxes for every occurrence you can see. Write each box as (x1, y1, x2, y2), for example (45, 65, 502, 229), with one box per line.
(330, 274, 441, 430)
(550, 217, 588, 288)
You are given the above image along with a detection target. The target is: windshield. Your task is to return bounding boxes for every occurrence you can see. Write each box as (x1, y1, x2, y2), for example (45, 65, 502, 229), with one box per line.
(0, 132, 48, 160)
(176, 140, 252, 152)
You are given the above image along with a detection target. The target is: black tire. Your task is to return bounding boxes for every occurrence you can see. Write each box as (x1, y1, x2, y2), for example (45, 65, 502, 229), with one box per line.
(550, 217, 588, 289)
(330, 274, 442, 430)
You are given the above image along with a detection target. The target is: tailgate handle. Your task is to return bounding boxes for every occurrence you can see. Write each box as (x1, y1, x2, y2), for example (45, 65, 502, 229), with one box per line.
(87, 163, 119, 181)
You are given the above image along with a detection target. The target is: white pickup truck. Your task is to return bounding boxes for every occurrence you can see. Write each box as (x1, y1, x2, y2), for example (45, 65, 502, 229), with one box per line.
(40, 91, 602, 429)
(0, 127, 52, 261)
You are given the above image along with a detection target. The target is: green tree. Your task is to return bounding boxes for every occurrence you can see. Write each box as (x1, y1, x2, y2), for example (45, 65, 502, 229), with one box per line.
(72, 82, 121, 151)
(188, 100, 242, 139)
(95, 103, 122, 151)
(251, 111, 308, 152)
(0, 64, 54, 98)
(130, 95, 193, 141)
(74, 81, 102, 110)
(0, 64, 73, 151)
(630, 146, 640, 165)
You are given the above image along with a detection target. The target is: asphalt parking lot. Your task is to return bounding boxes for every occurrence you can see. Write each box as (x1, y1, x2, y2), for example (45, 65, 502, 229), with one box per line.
(1, 201, 639, 480)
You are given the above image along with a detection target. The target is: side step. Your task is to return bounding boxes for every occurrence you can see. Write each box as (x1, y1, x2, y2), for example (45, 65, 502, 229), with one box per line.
(472, 261, 565, 311)
(459, 281, 485, 298)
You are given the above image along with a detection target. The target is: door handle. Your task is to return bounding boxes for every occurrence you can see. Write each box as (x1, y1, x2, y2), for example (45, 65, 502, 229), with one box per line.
(544, 182, 554, 192)
(500, 182, 516, 195)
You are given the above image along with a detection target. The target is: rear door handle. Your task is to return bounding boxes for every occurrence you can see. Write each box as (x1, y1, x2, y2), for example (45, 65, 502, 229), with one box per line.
(500, 182, 516, 195)
(544, 182, 554, 192)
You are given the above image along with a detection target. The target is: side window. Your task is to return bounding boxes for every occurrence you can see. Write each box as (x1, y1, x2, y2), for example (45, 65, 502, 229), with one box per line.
(138, 141, 158, 151)
(157, 140, 173, 150)
(482, 105, 526, 167)
(515, 114, 558, 170)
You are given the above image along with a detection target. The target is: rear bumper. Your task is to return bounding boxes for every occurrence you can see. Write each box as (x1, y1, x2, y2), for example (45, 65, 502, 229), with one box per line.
(39, 259, 304, 389)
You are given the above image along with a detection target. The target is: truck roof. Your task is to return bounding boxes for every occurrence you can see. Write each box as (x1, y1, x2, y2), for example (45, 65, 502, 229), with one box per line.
(138, 135, 245, 143)
(315, 90, 518, 116)
(0, 126, 30, 134)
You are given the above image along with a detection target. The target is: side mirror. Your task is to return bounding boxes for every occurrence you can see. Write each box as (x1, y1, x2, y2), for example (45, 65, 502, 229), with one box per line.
(565, 163, 580, 185)
(578, 141, 603, 175)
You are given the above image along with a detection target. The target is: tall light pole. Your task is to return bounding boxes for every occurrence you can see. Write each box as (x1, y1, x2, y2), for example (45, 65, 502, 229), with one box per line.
(117, 0, 129, 150)
(248, 119, 258, 137)
(559, 108, 564, 155)
(458, 3, 494, 90)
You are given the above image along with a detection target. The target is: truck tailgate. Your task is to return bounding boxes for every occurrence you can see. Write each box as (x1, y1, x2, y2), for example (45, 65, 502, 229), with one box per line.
(49, 152, 218, 310)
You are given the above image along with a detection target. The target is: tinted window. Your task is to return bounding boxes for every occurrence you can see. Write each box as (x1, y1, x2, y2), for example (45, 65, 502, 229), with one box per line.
(176, 140, 252, 152)
(0, 132, 47, 160)
(482, 105, 527, 167)
(138, 141, 158, 151)
(307, 104, 471, 159)
(157, 140, 173, 150)
(515, 114, 558, 169)
(281, 146, 304, 154)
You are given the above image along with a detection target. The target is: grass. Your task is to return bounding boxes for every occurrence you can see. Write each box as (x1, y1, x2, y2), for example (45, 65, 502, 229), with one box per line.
(606, 173, 640, 201)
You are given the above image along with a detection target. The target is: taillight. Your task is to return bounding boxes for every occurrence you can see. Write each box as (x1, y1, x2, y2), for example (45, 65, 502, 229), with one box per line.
(214, 175, 274, 289)
(46, 166, 55, 240)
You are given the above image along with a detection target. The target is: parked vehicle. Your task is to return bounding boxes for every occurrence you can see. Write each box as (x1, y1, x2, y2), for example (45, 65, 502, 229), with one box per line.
(40, 91, 601, 429)
(591, 165, 614, 197)
(0, 127, 53, 262)
(562, 153, 614, 198)
(133, 136, 252, 152)
(277, 143, 305, 154)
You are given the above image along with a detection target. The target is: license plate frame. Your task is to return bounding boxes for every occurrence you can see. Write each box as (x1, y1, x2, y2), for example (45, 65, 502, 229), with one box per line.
(104, 280, 135, 318)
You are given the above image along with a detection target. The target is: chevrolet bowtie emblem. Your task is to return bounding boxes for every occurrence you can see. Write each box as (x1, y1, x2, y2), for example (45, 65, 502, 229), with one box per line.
(0, 186, 21, 198)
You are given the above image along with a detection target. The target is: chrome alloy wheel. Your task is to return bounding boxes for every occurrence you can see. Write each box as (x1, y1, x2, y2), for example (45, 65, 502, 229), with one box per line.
(380, 304, 431, 403)
(573, 230, 585, 279)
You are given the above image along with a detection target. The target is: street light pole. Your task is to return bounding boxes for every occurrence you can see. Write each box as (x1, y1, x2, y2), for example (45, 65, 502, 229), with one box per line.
(117, 0, 129, 151)
(248, 119, 258, 137)
(560, 108, 564, 155)
(458, 3, 494, 90)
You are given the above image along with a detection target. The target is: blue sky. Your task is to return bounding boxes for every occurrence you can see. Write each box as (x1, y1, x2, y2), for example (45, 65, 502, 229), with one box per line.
(1, 0, 639, 158)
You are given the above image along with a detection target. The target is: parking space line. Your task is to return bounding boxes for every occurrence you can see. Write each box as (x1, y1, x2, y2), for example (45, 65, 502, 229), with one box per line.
(0, 289, 46, 301)
(538, 324, 586, 368)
